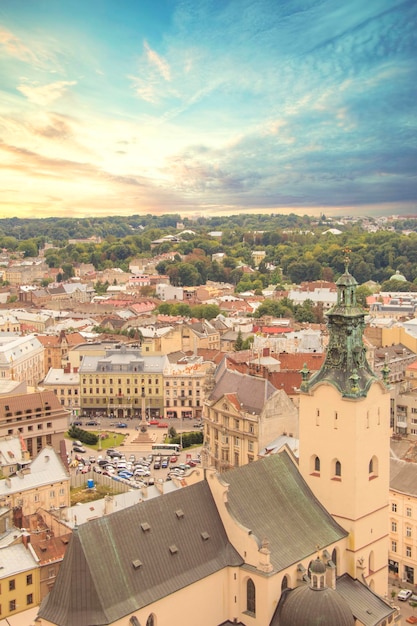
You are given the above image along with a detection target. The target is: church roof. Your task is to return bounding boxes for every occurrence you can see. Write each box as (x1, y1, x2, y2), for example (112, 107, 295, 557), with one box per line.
(222, 452, 347, 571)
(38, 453, 347, 626)
(37, 480, 243, 626)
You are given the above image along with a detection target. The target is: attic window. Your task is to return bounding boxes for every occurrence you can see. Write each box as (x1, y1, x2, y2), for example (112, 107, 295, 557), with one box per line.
(169, 545, 178, 554)
(175, 509, 184, 519)
(61, 538, 69, 545)
(140, 522, 150, 532)
(201, 532, 210, 541)
(132, 559, 142, 570)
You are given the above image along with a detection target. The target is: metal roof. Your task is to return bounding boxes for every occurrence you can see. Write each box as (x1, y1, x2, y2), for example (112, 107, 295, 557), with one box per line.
(223, 452, 347, 571)
(38, 481, 242, 626)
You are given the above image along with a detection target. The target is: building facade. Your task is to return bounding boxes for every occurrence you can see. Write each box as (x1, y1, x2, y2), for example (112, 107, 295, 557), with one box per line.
(0, 334, 45, 388)
(0, 391, 69, 457)
(79, 345, 168, 419)
(204, 367, 298, 470)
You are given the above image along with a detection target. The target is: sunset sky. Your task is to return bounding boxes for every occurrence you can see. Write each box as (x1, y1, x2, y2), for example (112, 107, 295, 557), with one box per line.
(0, 0, 416, 220)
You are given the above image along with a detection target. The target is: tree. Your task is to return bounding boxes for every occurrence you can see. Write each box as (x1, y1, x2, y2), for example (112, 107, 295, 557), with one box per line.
(234, 329, 244, 351)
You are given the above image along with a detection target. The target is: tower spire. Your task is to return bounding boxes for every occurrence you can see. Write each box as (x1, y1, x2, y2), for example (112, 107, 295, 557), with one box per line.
(302, 259, 378, 398)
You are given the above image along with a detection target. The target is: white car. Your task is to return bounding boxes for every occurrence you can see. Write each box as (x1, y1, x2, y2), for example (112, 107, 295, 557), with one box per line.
(397, 589, 412, 601)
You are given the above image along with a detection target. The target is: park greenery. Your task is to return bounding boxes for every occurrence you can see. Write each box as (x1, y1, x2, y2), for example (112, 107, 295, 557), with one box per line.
(1, 214, 417, 292)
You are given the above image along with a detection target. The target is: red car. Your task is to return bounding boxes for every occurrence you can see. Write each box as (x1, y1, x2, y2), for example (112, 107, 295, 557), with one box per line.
(149, 420, 159, 426)
(157, 422, 168, 428)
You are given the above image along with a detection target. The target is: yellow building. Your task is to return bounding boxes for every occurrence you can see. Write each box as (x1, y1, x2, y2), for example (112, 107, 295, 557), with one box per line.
(0, 447, 70, 515)
(204, 366, 298, 469)
(0, 541, 40, 621)
(79, 345, 168, 419)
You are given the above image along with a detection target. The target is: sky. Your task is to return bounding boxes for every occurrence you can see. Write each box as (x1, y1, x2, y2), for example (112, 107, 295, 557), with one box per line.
(0, 0, 416, 220)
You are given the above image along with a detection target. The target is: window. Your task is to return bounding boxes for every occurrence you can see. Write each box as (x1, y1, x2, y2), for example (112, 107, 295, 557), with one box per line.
(392, 503, 397, 513)
(407, 546, 412, 558)
(26, 574, 33, 585)
(246, 578, 256, 615)
(407, 507, 412, 518)
(407, 527, 412, 538)
(314, 456, 320, 472)
(146, 615, 155, 626)
(335, 460, 341, 477)
(391, 521, 397, 532)
(9, 600, 16, 612)
(391, 540, 397, 552)
(9, 579, 15, 591)
(26, 593, 33, 605)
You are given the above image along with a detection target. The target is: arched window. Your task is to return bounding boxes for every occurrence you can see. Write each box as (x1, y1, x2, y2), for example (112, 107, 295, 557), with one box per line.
(335, 460, 341, 477)
(314, 456, 320, 472)
(281, 575, 288, 591)
(246, 578, 256, 615)
(146, 615, 155, 626)
(369, 455, 378, 479)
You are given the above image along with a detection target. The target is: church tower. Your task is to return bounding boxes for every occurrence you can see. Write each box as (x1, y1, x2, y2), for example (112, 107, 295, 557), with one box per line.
(298, 257, 390, 595)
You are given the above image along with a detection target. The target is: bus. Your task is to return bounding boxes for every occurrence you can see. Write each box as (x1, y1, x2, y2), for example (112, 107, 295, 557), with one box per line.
(151, 443, 180, 454)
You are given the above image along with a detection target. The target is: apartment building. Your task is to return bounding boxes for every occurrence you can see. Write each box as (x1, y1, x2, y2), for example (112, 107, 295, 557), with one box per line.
(164, 361, 210, 420)
(389, 458, 417, 584)
(41, 366, 80, 416)
(79, 345, 168, 419)
(0, 334, 45, 388)
(0, 446, 70, 516)
(37, 331, 85, 372)
(204, 368, 298, 469)
(0, 391, 69, 457)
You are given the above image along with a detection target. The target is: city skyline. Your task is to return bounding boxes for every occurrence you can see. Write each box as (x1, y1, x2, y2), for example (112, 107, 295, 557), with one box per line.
(0, 0, 416, 220)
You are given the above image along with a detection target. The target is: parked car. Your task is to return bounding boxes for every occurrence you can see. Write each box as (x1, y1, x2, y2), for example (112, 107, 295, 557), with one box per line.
(170, 455, 178, 463)
(157, 422, 168, 428)
(115, 422, 128, 428)
(409, 594, 417, 605)
(72, 440, 83, 447)
(85, 420, 99, 426)
(398, 589, 413, 601)
(153, 460, 161, 469)
(107, 449, 122, 458)
(161, 457, 169, 468)
(72, 420, 83, 426)
(73, 445, 86, 453)
(149, 420, 159, 425)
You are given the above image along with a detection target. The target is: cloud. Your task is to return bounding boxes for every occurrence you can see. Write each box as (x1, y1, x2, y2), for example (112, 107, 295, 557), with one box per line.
(16, 80, 77, 106)
(32, 114, 74, 140)
(0, 27, 37, 64)
(144, 41, 170, 81)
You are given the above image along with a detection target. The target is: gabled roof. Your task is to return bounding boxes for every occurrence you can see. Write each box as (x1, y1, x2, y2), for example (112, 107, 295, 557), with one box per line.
(38, 481, 242, 626)
(223, 452, 347, 572)
(210, 368, 275, 414)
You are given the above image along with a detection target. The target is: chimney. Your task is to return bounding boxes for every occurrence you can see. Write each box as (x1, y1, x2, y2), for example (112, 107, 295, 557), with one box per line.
(104, 495, 114, 516)
(22, 532, 30, 548)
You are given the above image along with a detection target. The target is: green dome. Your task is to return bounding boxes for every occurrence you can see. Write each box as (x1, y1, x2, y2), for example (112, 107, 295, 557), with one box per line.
(389, 270, 406, 282)
(278, 584, 354, 626)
